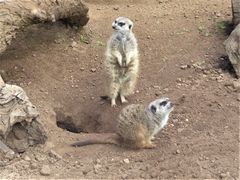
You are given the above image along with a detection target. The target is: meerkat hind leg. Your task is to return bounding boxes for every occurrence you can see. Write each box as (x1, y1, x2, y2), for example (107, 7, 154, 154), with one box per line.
(133, 125, 156, 149)
(134, 138, 156, 149)
(111, 98, 116, 107)
(109, 80, 120, 107)
(121, 75, 137, 97)
(120, 94, 128, 104)
(142, 140, 156, 149)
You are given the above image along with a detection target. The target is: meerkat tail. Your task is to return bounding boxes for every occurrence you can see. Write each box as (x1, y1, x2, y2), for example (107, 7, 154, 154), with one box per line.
(71, 133, 119, 147)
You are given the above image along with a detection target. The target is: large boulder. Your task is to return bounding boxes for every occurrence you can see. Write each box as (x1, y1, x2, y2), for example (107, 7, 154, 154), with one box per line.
(0, 82, 47, 153)
(224, 24, 240, 78)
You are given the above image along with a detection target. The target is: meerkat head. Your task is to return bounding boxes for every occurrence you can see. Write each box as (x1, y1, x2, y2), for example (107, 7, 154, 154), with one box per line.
(112, 17, 133, 32)
(148, 97, 174, 117)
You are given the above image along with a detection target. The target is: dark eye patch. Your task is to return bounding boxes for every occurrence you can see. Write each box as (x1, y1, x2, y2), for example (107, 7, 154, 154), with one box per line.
(150, 105, 157, 114)
(118, 22, 125, 27)
(159, 101, 167, 106)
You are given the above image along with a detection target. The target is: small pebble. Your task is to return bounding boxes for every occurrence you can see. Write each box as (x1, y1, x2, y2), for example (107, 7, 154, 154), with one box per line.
(91, 68, 97, 72)
(123, 158, 130, 164)
(24, 155, 31, 161)
(40, 165, 51, 176)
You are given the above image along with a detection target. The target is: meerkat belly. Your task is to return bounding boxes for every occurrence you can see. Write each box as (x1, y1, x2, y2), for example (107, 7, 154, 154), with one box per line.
(114, 62, 129, 82)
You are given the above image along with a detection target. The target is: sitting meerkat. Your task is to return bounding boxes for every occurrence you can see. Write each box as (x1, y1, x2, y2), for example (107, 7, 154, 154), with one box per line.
(104, 16, 139, 107)
(71, 97, 174, 149)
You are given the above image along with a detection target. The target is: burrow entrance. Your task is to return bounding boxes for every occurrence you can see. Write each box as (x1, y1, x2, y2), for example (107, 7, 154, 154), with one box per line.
(54, 102, 119, 134)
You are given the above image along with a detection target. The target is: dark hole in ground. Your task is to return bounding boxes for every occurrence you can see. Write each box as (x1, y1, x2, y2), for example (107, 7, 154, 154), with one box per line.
(54, 104, 116, 134)
(217, 55, 237, 78)
(55, 111, 84, 133)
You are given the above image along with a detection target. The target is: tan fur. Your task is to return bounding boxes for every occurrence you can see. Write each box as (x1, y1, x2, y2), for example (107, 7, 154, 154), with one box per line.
(71, 98, 174, 149)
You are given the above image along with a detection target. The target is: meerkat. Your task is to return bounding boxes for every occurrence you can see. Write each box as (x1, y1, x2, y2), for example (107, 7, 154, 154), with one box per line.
(104, 16, 139, 107)
(71, 97, 174, 149)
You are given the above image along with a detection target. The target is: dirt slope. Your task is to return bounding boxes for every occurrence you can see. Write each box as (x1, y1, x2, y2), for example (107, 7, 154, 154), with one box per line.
(0, 0, 239, 179)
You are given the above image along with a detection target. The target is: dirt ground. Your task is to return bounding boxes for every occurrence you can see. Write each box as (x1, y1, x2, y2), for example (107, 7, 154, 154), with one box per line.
(0, 0, 239, 179)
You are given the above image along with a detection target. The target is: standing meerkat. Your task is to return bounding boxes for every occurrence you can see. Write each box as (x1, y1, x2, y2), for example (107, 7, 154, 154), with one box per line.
(71, 97, 174, 149)
(104, 16, 139, 107)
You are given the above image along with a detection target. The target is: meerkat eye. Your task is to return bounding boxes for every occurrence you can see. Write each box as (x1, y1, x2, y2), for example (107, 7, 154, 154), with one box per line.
(150, 105, 157, 114)
(159, 101, 167, 106)
(118, 22, 125, 27)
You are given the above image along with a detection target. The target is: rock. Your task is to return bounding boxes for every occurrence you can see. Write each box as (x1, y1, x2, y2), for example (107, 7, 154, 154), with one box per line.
(40, 165, 51, 176)
(91, 68, 97, 72)
(237, 96, 240, 101)
(96, 159, 101, 164)
(24, 155, 31, 161)
(177, 128, 184, 133)
(153, 85, 160, 89)
(220, 172, 230, 179)
(94, 164, 102, 174)
(121, 174, 128, 179)
(123, 158, 130, 164)
(163, 88, 169, 92)
(0, 84, 47, 153)
(224, 24, 240, 78)
(82, 169, 90, 175)
(80, 67, 85, 71)
(0, 140, 15, 159)
(70, 41, 77, 48)
(233, 81, 240, 91)
(0, 69, 7, 80)
(176, 149, 180, 154)
(192, 174, 198, 178)
(139, 166, 149, 171)
(140, 173, 151, 179)
(150, 172, 158, 178)
(30, 162, 38, 169)
(49, 150, 62, 160)
(0, 160, 6, 167)
(180, 65, 190, 69)
(5, 151, 15, 160)
(35, 154, 45, 162)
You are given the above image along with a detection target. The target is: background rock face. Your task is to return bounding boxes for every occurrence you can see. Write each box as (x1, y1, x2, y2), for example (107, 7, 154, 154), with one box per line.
(232, 0, 240, 26)
(0, 0, 89, 54)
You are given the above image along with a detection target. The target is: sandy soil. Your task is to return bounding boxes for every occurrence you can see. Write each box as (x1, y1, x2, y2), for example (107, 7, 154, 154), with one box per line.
(0, 0, 239, 179)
